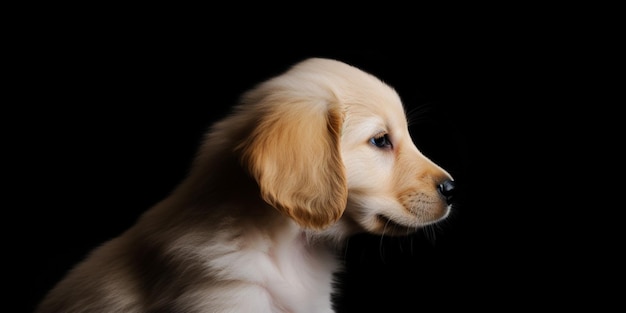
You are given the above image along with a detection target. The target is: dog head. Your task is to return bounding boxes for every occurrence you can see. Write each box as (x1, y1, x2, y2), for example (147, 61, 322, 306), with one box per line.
(237, 58, 455, 235)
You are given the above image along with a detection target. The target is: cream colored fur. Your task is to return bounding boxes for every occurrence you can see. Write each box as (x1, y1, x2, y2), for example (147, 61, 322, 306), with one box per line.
(36, 58, 454, 313)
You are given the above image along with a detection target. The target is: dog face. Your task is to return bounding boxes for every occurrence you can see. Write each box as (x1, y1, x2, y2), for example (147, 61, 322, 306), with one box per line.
(339, 84, 453, 236)
(237, 58, 454, 235)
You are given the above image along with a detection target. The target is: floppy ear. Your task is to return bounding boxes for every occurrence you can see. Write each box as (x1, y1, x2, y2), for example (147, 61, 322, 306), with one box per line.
(237, 93, 347, 230)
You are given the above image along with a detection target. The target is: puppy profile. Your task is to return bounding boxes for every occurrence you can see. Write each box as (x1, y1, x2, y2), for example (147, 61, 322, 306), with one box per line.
(36, 58, 456, 313)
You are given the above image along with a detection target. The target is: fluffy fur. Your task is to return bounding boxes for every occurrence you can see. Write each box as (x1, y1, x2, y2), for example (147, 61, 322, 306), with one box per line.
(36, 58, 455, 313)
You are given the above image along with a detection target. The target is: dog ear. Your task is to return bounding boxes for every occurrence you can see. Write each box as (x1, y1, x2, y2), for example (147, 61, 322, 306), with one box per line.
(238, 93, 347, 230)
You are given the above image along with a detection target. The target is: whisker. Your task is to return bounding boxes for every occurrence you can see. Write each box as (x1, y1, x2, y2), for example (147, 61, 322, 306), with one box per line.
(405, 102, 434, 127)
(397, 236, 405, 254)
(422, 225, 438, 246)
(379, 219, 393, 264)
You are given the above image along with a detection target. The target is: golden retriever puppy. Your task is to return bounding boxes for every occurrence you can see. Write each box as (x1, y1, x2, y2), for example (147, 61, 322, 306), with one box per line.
(36, 57, 456, 313)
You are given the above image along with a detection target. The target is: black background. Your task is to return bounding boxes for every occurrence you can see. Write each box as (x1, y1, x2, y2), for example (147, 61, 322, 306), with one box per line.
(10, 9, 616, 313)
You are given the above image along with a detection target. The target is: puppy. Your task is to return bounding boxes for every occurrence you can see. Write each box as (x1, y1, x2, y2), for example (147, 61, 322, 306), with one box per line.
(36, 57, 456, 313)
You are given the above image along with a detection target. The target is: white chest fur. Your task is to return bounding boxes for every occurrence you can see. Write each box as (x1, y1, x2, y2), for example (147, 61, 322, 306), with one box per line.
(173, 220, 340, 313)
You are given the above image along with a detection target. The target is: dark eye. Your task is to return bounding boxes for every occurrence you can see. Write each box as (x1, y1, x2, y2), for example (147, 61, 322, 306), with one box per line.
(370, 133, 392, 149)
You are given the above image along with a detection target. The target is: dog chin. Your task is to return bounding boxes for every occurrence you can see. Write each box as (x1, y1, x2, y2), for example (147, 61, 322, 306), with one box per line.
(359, 209, 450, 236)
(368, 214, 421, 236)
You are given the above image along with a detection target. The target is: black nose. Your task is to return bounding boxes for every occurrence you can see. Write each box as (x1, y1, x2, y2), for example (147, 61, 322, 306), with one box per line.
(438, 179, 456, 205)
